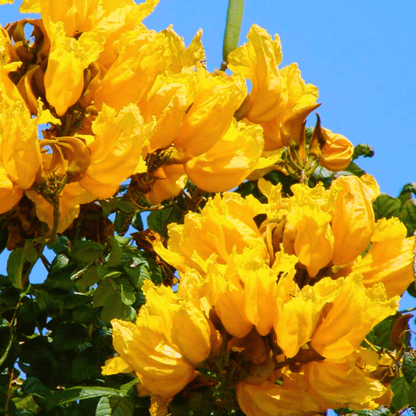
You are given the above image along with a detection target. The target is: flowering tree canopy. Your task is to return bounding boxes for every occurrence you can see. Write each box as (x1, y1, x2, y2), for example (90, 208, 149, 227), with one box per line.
(0, 0, 416, 415)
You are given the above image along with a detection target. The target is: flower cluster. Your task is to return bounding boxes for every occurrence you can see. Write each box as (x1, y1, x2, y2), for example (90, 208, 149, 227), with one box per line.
(0, 0, 353, 240)
(105, 174, 415, 414)
(1, 1, 414, 415)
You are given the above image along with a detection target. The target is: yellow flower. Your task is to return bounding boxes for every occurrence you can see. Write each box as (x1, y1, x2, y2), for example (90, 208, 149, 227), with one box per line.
(195, 247, 300, 340)
(154, 193, 266, 273)
(145, 164, 188, 206)
(0, 72, 41, 213)
(142, 280, 211, 365)
(228, 25, 318, 150)
(35, 0, 159, 40)
(304, 349, 387, 410)
(236, 372, 320, 416)
(161, 26, 205, 74)
(275, 183, 334, 277)
(29, 0, 160, 71)
(103, 318, 196, 398)
(0, 168, 23, 214)
(0, 27, 18, 68)
(19, 0, 40, 12)
(274, 276, 342, 358)
(327, 174, 379, 265)
(174, 66, 247, 157)
(244, 250, 298, 337)
(184, 120, 273, 192)
(203, 260, 253, 338)
(79, 104, 155, 199)
(320, 127, 354, 171)
(102, 280, 211, 397)
(138, 72, 195, 153)
(44, 19, 105, 115)
(284, 205, 333, 278)
(310, 273, 398, 359)
(94, 26, 170, 112)
(200, 248, 285, 338)
(227, 24, 284, 124)
(95, 0, 161, 69)
(351, 217, 416, 298)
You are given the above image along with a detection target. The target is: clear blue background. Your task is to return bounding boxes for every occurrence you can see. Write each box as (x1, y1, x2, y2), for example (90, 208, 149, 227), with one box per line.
(1, 1, 415, 320)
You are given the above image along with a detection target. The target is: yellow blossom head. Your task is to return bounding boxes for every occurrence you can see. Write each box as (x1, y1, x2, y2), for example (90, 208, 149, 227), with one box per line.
(79, 104, 155, 199)
(352, 217, 416, 298)
(174, 66, 247, 157)
(102, 279, 211, 397)
(154, 192, 266, 273)
(327, 174, 379, 265)
(184, 120, 267, 192)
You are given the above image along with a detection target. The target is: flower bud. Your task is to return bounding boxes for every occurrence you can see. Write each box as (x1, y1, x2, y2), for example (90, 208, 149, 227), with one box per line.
(320, 128, 354, 172)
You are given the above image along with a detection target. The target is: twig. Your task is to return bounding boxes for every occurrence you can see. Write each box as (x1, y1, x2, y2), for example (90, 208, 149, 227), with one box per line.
(4, 368, 14, 416)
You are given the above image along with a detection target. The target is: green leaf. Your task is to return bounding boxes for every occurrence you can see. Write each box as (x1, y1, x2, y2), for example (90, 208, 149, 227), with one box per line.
(114, 235, 131, 246)
(72, 350, 101, 383)
(48, 235, 70, 255)
(95, 396, 135, 416)
(101, 293, 136, 324)
(12, 395, 42, 413)
(93, 279, 114, 308)
(365, 315, 400, 350)
(343, 161, 366, 177)
(409, 378, 416, 408)
(403, 352, 416, 385)
(72, 240, 106, 263)
(373, 194, 402, 220)
(407, 282, 416, 298)
(119, 379, 139, 397)
(372, 193, 416, 237)
(76, 265, 104, 292)
(45, 386, 122, 412)
(391, 376, 410, 411)
(7, 244, 38, 289)
(114, 211, 132, 236)
(131, 212, 143, 231)
(52, 323, 89, 352)
(147, 206, 182, 238)
(115, 199, 134, 213)
(123, 254, 163, 289)
(48, 254, 70, 275)
(100, 200, 117, 218)
(106, 238, 123, 268)
(352, 143, 375, 160)
(222, 0, 244, 63)
(21, 377, 52, 407)
(398, 183, 416, 203)
(105, 271, 122, 279)
(119, 282, 136, 306)
(400, 199, 416, 236)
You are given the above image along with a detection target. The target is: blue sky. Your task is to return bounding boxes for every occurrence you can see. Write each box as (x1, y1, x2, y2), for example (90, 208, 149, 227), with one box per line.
(1, 1, 415, 315)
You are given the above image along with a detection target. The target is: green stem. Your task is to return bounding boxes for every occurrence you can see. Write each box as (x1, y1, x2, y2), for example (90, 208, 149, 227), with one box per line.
(222, 0, 244, 66)
(399, 306, 416, 314)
